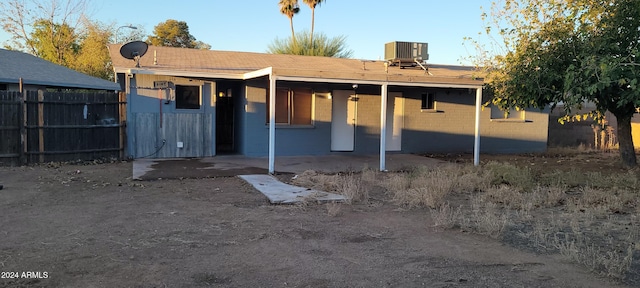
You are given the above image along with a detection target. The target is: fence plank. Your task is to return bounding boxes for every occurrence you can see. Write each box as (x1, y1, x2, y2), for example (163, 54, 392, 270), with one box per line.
(21, 88, 27, 164)
(119, 92, 127, 159)
(38, 90, 44, 162)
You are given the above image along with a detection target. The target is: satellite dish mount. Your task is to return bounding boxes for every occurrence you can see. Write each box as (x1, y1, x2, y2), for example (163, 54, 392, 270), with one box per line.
(119, 41, 148, 68)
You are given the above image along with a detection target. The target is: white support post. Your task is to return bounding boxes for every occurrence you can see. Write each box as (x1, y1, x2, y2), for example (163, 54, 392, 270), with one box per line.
(474, 87, 482, 166)
(268, 74, 276, 174)
(380, 83, 388, 171)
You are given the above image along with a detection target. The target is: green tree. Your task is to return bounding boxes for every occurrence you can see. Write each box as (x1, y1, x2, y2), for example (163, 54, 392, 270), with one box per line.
(73, 20, 113, 80)
(279, 0, 300, 44)
(470, 0, 640, 168)
(28, 19, 79, 66)
(267, 30, 352, 58)
(301, 0, 325, 54)
(147, 19, 209, 49)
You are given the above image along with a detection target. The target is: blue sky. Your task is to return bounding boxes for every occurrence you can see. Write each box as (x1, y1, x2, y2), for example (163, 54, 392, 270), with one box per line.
(1, 0, 493, 65)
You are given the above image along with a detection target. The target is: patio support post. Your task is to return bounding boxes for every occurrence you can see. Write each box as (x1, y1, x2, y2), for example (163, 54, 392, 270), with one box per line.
(474, 87, 482, 166)
(268, 74, 276, 174)
(380, 83, 388, 171)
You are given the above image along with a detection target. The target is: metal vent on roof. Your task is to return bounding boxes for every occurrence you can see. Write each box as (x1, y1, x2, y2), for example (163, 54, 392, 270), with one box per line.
(385, 41, 429, 69)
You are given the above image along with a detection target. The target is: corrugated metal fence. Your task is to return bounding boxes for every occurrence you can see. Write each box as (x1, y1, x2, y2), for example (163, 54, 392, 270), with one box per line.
(0, 90, 126, 165)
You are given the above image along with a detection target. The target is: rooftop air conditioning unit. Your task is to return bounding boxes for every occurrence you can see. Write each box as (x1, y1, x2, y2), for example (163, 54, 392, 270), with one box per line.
(385, 41, 429, 67)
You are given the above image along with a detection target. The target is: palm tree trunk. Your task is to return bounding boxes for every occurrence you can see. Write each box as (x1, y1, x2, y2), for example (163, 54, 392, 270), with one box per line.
(289, 17, 296, 46)
(310, 8, 315, 55)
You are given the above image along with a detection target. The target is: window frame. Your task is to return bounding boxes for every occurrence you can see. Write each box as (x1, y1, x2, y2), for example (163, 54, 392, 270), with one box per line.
(175, 84, 202, 110)
(421, 92, 438, 112)
(266, 87, 314, 127)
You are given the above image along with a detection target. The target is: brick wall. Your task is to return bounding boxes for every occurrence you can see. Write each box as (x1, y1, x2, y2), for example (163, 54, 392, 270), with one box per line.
(401, 88, 548, 154)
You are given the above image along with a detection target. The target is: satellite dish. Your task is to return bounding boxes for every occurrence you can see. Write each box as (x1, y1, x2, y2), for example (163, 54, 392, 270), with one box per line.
(120, 41, 148, 68)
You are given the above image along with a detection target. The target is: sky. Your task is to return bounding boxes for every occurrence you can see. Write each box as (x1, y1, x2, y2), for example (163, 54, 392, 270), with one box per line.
(0, 0, 494, 65)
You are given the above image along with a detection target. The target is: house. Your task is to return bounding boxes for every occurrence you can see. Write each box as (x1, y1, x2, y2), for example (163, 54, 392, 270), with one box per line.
(0, 48, 120, 91)
(108, 43, 549, 172)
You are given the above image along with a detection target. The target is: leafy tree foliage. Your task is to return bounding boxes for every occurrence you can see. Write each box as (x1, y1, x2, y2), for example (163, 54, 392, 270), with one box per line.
(470, 0, 640, 167)
(267, 30, 352, 58)
(27, 19, 79, 66)
(147, 19, 210, 49)
(73, 20, 113, 80)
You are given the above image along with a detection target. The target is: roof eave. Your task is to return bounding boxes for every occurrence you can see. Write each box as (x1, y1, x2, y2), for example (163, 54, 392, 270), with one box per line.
(1, 77, 120, 91)
(114, 67, 246, 80)
(114, 66, 484, 89)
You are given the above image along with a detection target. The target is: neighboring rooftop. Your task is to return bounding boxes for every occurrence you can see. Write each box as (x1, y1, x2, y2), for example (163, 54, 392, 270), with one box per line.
(0, 49, 120, 91)
(108, 45, 483, 87)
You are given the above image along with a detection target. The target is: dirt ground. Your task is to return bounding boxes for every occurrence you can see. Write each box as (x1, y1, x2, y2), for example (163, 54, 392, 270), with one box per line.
(0, 157, 632, 288)
(427, 149, 628, 174)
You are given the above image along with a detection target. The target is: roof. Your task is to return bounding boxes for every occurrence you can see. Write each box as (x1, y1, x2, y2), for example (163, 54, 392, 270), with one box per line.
(108, 45, 484, 88)
(0, 49, 120, 91)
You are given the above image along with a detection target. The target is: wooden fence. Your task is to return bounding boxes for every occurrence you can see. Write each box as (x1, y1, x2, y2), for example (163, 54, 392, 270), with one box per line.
(0, 90, 126, 165)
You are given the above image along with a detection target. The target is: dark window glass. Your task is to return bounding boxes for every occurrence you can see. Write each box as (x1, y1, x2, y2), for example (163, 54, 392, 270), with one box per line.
(175, 85, 200, 109)
(421, 93, 435, 110)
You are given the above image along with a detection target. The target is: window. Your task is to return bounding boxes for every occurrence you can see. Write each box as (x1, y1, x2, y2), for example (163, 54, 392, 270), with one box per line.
(175, 85, 200, 109)
(267, 88, 313, 125)
(491, 106, 525, 120)
(0, 84, 7, 90)
(421, 93, 435, 110)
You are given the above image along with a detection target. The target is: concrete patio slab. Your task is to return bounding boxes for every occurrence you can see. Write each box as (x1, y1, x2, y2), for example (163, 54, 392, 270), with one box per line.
(239, 174, 347, 204)
(133, 154, 447, 180)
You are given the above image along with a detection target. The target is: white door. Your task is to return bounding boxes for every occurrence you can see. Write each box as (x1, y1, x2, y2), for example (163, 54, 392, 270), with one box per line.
(331, 90, 356, 151)
(386, 92, 403, 151)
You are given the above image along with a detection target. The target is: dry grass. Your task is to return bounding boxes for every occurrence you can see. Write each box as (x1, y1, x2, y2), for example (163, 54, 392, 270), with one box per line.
(461, 197, 508, 239)
(385, 164, 487, 209)
(484, 161, 535, 192)
(292, 170, 339, 191)
(566, 186, 638, 216)
(481, 185, 566, 210)
(325, 202, 342, 217)
(553, 233, 635, 279)
(291, 155, 639, 283)
(430, 202, 461, 229)
(292, 169, 377, 204)
(338, 171, 369, 204)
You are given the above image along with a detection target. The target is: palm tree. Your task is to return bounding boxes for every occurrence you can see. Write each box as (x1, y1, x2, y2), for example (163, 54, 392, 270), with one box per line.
(302, 0, 324, 54)
(279, 0, 300, 45)
(267, 30, 353, 58)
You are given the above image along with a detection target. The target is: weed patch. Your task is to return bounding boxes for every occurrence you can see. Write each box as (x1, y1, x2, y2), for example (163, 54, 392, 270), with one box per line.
(291, 154, 639, 284)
